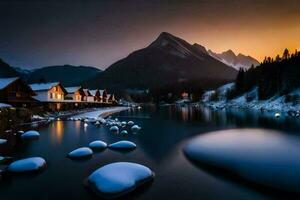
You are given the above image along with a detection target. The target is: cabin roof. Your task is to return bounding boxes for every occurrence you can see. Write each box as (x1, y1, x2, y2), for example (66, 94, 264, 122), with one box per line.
(99, 89, 105, 96)
(65, 86, 81, 93)
(0, 77, 19, 90)
(83, 89, 92, 96)
(89, 89, 98, 96)
(30, 82, 60, 91)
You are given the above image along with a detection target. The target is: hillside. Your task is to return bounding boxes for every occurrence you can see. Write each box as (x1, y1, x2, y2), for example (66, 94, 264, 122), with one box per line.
(0, 58, 19, 77)
(26, 65, 102, 86)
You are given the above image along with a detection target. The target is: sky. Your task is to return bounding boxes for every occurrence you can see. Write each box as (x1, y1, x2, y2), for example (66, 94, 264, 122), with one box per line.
(0, 0, 299, 70)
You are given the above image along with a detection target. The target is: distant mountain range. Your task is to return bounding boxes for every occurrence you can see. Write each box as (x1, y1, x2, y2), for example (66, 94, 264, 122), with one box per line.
(1, 32, 260, 90)
(25, 65, 102, 86)
(207, 49, 260, 70)
(0, 60, 102, 87)
(84, 32, 238, 90)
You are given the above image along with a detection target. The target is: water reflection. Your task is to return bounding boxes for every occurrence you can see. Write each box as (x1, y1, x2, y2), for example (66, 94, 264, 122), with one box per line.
(2, 105, 300, 200)
(50, 121, 64, 145)
(180, 106, 189, 122)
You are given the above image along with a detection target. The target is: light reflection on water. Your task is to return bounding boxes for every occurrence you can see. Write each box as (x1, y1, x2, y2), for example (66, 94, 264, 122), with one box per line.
(1, 105, 300, 200)
(50, 120, 64, 145)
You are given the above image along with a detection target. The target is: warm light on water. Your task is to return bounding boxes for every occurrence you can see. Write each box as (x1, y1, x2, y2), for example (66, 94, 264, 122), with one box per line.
(2, 105, 300, 200)
(50, 121, 64, 145)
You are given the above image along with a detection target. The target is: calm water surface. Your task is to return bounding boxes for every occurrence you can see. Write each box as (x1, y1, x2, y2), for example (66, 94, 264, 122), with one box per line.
(1, 105, 300, 200)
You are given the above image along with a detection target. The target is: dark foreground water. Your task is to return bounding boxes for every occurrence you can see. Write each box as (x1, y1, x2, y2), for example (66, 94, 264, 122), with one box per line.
(1, 105, 300, 200)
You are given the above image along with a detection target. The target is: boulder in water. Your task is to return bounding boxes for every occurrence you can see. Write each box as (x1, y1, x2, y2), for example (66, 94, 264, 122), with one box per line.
(89, 141, 107, 150)
(110, 126, 119, 133)
(85, 162, 154, 199)
(127, 121, 134, 126)
(131, 125, 141, 133)
(0, 139, 7, 145)
(120, 130, 128, 136)
(68, 147, 93, 159)
(108, 140, 136, 150)
(7, 157, 46, 173)
(21, 130, 40, 139)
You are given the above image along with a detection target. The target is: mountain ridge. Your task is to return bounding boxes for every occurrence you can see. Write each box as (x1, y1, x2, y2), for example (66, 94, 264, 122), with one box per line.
(84, 32, 238, 90)
(207, 49, 260, 70)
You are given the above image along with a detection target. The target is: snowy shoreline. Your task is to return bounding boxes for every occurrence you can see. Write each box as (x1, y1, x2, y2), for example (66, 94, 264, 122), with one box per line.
(71, 106, 129, 119)
(202, 100, 300, 117)
(202, 83, 300, 117)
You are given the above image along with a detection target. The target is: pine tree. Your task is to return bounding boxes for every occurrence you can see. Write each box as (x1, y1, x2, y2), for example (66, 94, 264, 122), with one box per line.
(282, 48, 290, 60)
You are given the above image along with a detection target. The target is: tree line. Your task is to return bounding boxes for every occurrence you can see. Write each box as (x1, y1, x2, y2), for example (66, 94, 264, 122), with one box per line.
(233, 49, 300, 100)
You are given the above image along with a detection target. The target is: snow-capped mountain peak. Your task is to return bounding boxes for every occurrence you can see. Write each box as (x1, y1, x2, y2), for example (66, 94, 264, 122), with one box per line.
(208, 49, 260, 70)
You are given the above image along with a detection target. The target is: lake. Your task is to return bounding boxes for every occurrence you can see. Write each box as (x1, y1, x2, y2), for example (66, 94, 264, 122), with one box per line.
(1, 105, 300, 200)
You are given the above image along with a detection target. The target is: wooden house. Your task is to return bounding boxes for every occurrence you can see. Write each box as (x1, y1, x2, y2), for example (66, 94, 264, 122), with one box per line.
(106, 94, 111, 104)
(65, 86, 84, 101)
(82, 89, 94, 102)
(109, 93, 116, 103)
(0, 77, 36, 106)
(89, 89, 101, 102)
(30, 82, 67, 102)
(29, 82, 67, 111)
(99, 89, 108, 103)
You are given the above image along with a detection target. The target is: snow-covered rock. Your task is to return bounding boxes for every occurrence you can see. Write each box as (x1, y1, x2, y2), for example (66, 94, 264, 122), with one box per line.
(275, 112, 281, 118)
(7, 157, 46, 173)
(184, 129, 300, 193)
(85, 162, 154, 198)
(131, 125, 141, 133)
(121, 121, 127, 126)
(0, 139, 7, 145)
(89, 141, 107, 150)
(127, 121, 134, 126)
(68, 147, 93, 159)
(94, 121, 100, 126)
(110, 126, 119, 133)
(21, 130, 40, 139)
(108, 140, 137, 150)
(120, 130, 128, 135)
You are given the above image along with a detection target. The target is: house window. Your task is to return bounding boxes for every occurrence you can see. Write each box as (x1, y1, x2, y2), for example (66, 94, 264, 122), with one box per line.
(50, 93, 53, 99)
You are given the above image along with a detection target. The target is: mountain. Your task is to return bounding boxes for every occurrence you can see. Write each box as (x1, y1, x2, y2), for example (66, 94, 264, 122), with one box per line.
(0, 58, 19, 77)
(207, 49, 260, 70)
(26, 65, 102, 86)
(85, 32, 237, 90)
